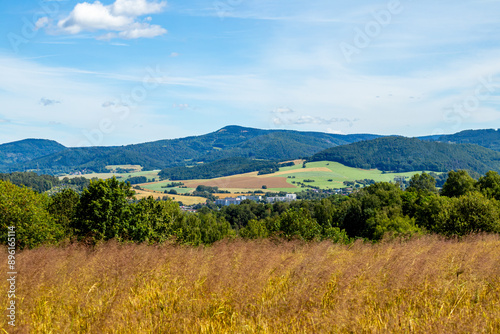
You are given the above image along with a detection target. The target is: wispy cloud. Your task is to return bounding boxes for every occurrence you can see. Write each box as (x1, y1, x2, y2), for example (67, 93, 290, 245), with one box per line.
(39, 98, 61, 106)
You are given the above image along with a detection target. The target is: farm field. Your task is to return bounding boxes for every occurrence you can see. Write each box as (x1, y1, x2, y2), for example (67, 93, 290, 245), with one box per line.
(272, 161, 433, 191)
(168, 161, 437, 193)
(59, 161, 440, 198)
(105, 164, 143, 172)
(140, 181, 194, 194)
(132, 188, 207, 205)
(4, 235, 499, 333)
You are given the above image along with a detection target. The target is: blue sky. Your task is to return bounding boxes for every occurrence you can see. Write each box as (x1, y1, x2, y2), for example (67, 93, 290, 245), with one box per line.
(1, 0, 500, 147)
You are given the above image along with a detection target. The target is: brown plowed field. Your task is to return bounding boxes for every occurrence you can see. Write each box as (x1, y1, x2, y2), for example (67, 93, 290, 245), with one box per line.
(184, 175, 296, 189)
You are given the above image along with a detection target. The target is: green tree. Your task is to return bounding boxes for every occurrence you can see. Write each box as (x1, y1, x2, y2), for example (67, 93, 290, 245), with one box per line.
(0, 180, 65, 249)
(441, 170, 476, 197)
(130, 197, 184, 243)
(367, 209, 421, 240)
(340, 182, 404, 239)
(408, 172, 437, 193)
(73, 177, 135, 242)
(477, 170, 500, 200)
(171, 213, 234, 246)
(278, 208, 322, 241)
(443, 192, 500, 236)
(239, 219, 269, 239)
(48, 189, 80, 236)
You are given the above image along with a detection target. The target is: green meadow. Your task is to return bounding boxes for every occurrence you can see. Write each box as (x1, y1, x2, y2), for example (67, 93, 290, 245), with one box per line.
(267, 161, 439, 192)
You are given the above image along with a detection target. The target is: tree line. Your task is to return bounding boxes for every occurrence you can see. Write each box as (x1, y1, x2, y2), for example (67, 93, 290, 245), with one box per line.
(1, 170, 500, 249)
(158, 157, 294, 181)
(0, 172, 90, 193)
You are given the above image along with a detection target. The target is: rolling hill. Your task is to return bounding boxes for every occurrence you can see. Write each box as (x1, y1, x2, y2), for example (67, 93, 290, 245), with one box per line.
(4, 126, 500, 176)
(308, 136, 500, 174)
(0, 139, 66, 170)
(1, 126, 380, 174)
(424, 129, 500, 151)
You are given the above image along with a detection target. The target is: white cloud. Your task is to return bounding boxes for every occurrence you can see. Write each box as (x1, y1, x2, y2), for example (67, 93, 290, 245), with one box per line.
(35, 17, 49, 30)
(117, 22, 166, 39)
(111, 0, 166, 16)
(57, 0, 167, 39)
(271, 107, 294, 114)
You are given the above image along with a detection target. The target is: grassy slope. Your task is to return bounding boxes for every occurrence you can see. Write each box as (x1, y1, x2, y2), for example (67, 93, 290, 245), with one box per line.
(5, 235, 500, 333)
(268, 161, 433, 191)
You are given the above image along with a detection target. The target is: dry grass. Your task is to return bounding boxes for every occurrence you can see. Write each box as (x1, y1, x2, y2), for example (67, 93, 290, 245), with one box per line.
(2, 235, 500, 333)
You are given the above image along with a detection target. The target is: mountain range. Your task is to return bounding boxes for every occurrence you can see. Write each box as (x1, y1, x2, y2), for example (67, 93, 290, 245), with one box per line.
(1, 126, 500, 176)
(0, 126, 379, 174)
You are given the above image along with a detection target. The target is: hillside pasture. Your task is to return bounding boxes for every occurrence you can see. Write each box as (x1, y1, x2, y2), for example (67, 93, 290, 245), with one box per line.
(139, 181, 194, 194)
(271, 161, 439, 191)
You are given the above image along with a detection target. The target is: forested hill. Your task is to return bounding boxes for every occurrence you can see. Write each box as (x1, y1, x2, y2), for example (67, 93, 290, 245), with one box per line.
(308, 136, 500, 174)
(423, 129, 500, 151)
(2, 126, 380, 174)
(0, 139, 66, 170)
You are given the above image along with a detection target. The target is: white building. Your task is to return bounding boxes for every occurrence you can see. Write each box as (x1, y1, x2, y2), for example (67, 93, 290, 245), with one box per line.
(215, 195, 262, 206)
(266, 193, 297, 204)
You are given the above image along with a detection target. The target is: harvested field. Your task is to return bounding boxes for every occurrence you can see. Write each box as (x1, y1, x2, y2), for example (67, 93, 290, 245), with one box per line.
(132, 188, 206, 205)
(184, 175, 296, 189)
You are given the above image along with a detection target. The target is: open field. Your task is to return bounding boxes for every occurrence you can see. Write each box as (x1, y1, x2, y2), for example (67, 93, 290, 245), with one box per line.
(140, 182, 194, 194)
(271, 161, 439, 191)
(173, 161, 435, 193)
(132, 188, 207, 205)
(59, 161, 441, 196)
(105, 164, 143, 172)
(3, 235, 499, 333)
(183, 174, 295, 190)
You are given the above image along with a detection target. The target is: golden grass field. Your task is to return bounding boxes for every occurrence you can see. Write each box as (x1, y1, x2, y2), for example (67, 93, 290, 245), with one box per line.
(132, 188, 207, 205)
(2, 235, 500, 333)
